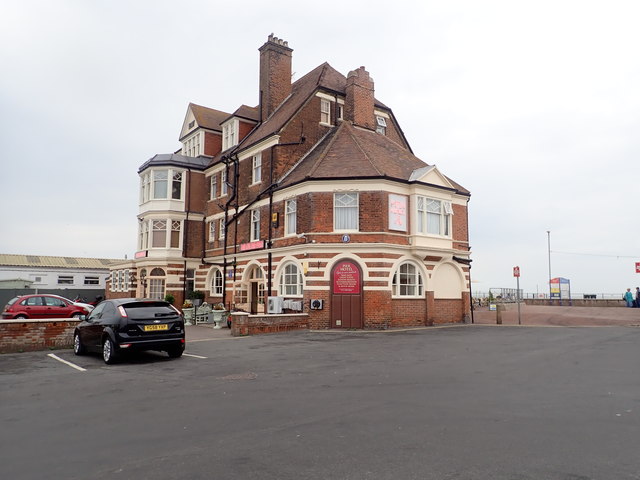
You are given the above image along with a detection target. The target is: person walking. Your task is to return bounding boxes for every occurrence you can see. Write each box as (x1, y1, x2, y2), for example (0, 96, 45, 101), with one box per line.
(635, 287, 640, 308)
(624, 288, 634, 307)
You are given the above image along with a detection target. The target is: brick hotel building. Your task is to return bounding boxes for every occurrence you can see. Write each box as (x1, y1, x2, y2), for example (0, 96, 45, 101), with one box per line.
(108, 35, 472, 328)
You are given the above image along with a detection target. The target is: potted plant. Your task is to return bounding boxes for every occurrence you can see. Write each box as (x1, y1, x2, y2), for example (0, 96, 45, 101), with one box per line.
(187, 290, 205, 308)
(182, 299, 195, 325)
(211, 302, 227, 329)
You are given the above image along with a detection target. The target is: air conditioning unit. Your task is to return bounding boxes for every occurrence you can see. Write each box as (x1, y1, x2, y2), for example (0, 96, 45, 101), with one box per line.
(267, 296, 284, 314)
(310, 299, 324, 310)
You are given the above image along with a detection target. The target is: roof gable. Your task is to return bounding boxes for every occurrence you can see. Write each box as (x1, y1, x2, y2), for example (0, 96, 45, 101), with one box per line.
(409, 165, 456, 189)
(179, 103, 230, 141)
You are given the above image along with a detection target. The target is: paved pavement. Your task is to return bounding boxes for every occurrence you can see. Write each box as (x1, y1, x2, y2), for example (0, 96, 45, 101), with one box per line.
(472, 304, 640, 327)
(186, 323, 234, 342)
(2, 325, 640, 480)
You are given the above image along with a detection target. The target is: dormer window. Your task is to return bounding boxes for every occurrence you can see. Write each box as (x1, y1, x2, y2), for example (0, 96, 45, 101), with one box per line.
(320, 99, 331, 125)
(222, 119, 239, 151)
(183, 131, 201, 157)
(376, 116, 387, 135)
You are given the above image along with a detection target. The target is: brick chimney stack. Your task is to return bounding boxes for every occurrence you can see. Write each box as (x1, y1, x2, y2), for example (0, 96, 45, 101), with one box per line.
(345, 66, 375, 130)
(259, 34, 293, 121)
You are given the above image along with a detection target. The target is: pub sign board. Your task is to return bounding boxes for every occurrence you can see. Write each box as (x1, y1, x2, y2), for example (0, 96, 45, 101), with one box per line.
(332, 261, 361, 294)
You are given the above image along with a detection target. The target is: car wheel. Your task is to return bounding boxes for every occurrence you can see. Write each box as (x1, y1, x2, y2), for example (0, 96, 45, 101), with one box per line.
(72, 313, 83, 319)
(167, 346, 184, 358)
(15, 314, 27, 319)
(73, 333, 86, 355)
(102, 338, 119, 364)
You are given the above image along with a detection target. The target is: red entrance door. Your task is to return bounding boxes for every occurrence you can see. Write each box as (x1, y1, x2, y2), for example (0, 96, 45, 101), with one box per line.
(330, 260, 363, 329)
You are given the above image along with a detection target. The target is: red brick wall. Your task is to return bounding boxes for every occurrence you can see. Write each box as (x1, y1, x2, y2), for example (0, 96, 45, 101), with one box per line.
(231, 312, 308, 336)
(432, 298, 465, 324)
(204, 131, 221, 157)
(0, 319, 78, 353)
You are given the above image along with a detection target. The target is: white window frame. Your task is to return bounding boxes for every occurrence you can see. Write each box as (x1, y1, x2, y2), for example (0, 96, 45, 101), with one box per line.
(170, 220, 181, 248)
(222, 119, 238, 151)
(221, 169, 228, 196)
(251, 209, 261, 241)
(285, 199, 297, 236)
(252, 152, 262, 184)
(140, 172, 150, 204)
(210, 175, 218, 200)
(153, 170, 168, 199)
(209, 221, 216, 242)
(212, 269, 223, 296)
(151, 168, 183, 201)
(151, 220, 167, 248)
(376, 116, 387, 135)
(320, 99, 331, 125)
(392, 262, 424, 298)
(279, 262, 304, 297)
(334, 192, 359, 232)
(416, 196, 452, 237)
(171, 171, 182, 200)
(57, 275, 74, 285)
(219, 218, 226, 240)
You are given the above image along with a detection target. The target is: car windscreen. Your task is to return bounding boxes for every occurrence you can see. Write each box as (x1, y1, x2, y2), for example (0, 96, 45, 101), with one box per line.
(122, 302, 179, 320)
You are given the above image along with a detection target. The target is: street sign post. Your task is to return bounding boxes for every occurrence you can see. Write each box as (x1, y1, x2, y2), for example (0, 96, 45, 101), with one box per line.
(514, 266, 521, 325)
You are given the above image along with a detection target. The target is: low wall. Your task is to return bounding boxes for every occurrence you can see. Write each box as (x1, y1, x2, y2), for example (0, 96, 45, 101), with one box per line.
(523, 299, 625, 307)
(231, 312, 309, 337)
(0, 319, 79, 354)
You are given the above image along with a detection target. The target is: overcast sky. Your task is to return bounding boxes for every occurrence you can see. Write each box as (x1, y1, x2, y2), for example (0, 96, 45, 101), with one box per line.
(1, 0, 638, 296)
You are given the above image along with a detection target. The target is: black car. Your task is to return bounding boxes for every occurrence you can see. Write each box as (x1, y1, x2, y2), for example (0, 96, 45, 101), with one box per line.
(73, 298, 185, 364)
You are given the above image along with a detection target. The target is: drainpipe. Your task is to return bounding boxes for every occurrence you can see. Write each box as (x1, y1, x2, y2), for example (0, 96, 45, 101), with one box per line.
(266, 136, 306, 297)
(182, 169, 192, 304)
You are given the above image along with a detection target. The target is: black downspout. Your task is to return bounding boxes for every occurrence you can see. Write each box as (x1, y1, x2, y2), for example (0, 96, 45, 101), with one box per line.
(182, 169, 192, 304)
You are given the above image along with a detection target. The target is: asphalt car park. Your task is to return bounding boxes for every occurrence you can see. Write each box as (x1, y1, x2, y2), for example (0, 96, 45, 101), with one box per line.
(2, 325, 640, 480)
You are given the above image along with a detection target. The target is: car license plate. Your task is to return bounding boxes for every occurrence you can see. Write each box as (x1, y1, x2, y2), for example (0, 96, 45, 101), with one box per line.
(144, 324, 168, 332)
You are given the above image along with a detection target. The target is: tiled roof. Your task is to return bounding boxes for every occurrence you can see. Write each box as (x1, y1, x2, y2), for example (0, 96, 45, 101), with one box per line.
(235, 63, 392, 153)
(190, 103, 230, 132)
(232, 104, 260, 122)
(0, 254, 122, 269)
(279, 122, 470, 194)
(138, 153, 210, 173)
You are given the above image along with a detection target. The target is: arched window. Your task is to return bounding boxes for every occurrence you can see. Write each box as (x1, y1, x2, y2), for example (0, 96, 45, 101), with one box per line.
(148, 268, 166, 300)
(279, 262, 303, 296)
(211, 269, 223, 296)
(392, 262, 424, 297)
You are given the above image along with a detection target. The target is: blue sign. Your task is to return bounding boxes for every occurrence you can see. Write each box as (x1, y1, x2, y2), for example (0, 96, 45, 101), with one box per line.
(342, 234, 350, 243)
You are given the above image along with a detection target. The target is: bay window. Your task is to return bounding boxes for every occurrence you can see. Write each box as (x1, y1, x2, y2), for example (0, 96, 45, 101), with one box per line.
(416, 196, 452, 236)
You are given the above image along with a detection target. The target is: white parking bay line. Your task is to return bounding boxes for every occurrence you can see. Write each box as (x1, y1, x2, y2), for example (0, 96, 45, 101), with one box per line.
(183, 353, 207, 359)
(47, 354, 86, 372)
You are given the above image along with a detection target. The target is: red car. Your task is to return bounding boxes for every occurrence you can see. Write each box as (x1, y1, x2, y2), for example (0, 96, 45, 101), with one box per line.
(2, 294, 92, 319)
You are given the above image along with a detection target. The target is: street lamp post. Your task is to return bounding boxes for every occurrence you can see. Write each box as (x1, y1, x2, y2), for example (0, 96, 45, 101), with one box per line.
(547, 230, 551, 300)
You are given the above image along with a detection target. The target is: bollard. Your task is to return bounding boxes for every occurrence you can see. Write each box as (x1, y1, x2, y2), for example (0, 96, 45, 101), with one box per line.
(496, 304, 504, 325)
